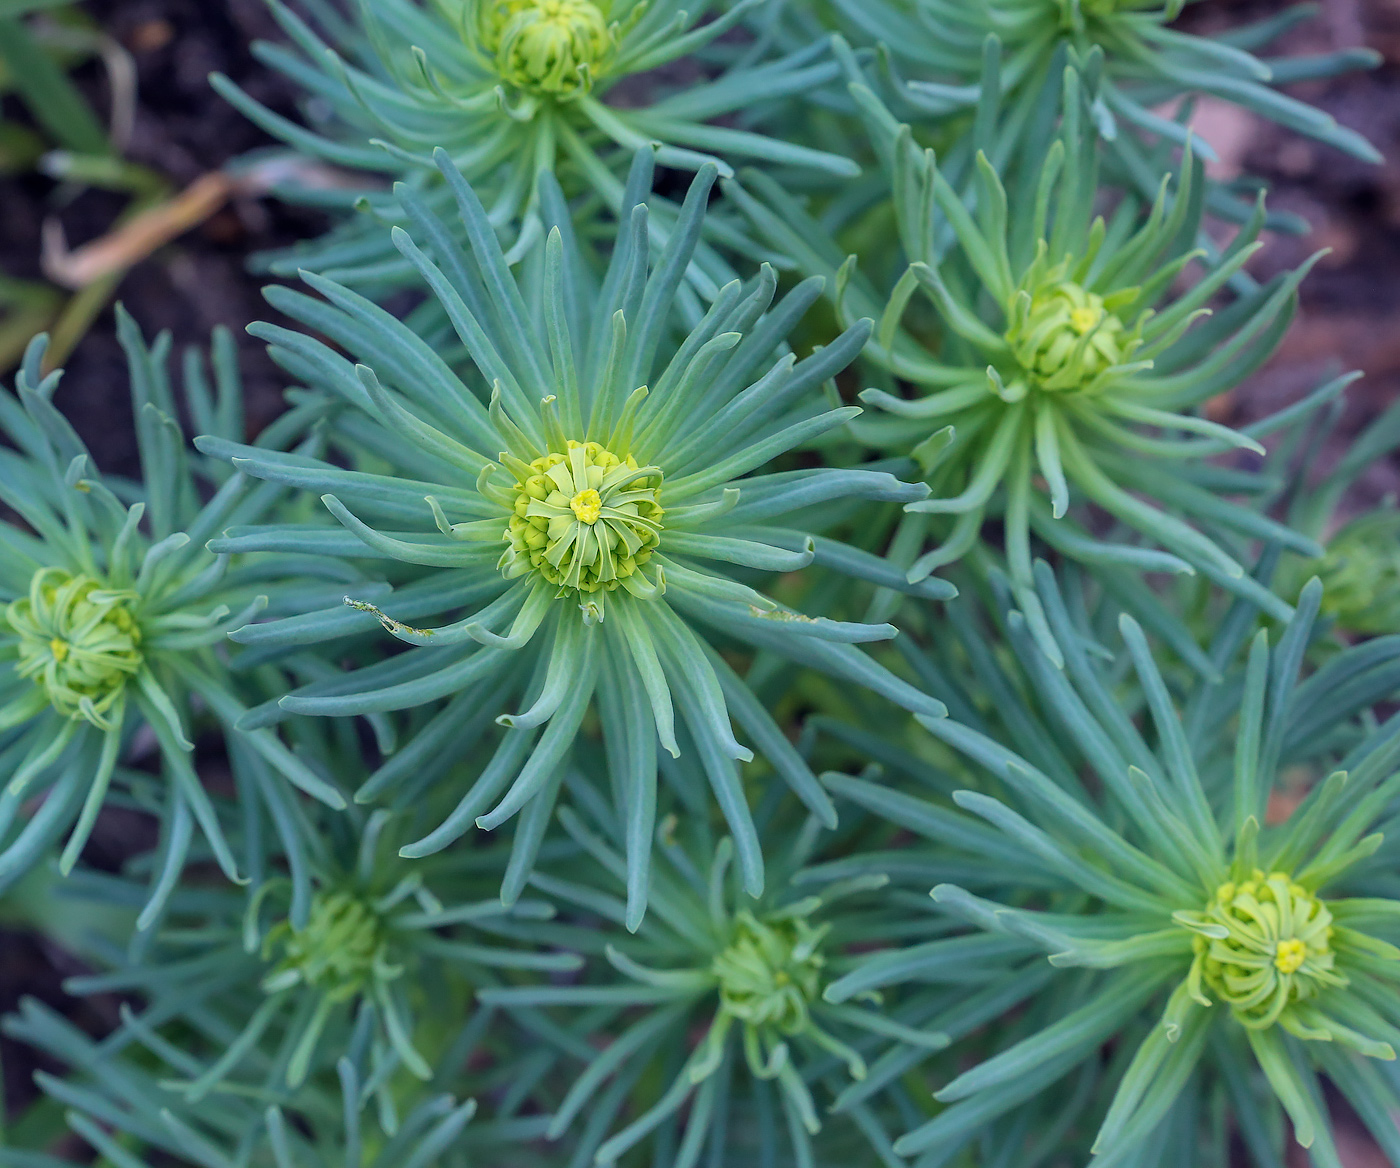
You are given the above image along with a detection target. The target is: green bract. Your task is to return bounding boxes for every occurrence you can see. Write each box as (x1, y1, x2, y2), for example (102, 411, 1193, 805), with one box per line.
(207, 152, 946, 926)
(0, 314, 336, 904)
(827, 573, 1400, 1166)
(214, 0, 857, 289)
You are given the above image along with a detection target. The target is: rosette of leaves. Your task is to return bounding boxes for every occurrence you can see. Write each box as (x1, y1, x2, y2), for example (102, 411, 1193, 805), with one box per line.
(206, 151, 948, 925)
(43, 788, 580, 1119)
(814, 0, 1377, 226)
(737, 71, 1338, 664)
(0, 312, 342, 904)
(1, 986, 552, 1168)
(823, 568, 1400, 1166)
(213, 0, 857, 290)
(475, 770, 954, 1168)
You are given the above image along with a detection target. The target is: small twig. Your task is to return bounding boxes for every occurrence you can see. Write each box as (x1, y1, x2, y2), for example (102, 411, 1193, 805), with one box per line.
(42, 171, 235, 289)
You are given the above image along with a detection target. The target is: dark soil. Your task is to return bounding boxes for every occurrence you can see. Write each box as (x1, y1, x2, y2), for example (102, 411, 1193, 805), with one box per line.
(0, 0, 324, 478)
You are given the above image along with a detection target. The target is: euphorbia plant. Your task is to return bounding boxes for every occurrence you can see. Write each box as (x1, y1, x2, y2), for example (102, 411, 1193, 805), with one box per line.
(0, 314, 338, 912)
(736, 67, 1337, 663)
(215, 0, 856, 290)
(207, 150, 947, 925)
(826, 572, 1400, 1166)
(0, 3, 1393, 1167)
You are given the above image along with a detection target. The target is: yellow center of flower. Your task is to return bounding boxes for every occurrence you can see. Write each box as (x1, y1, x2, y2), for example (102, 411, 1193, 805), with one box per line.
(713, 911, 828, 1036)
(502, 439, 663, 595)
(1177, 870, 1345, 1030)
(6, 567, 142, 726)
(1275, 937, 1308, 974)
(1005, 276, 1129, 392)
(570, 487, 603, 524)
(1069, 305, 1102, 334)
(484, 0, 612, 97)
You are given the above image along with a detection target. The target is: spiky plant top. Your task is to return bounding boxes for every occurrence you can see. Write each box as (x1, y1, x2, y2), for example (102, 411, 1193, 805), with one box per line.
(478, 785, 951, 1167)
(743, 70, 1336, 665)
(4, 982, 506, 1168)
(48, 797, 579, 1111)
(817, 0, 1377, 224)
(207, 152, 948, 926)
(1263, 398, 1400, 644)
(0, 315, 341, 906)
(1297, 509, 1400, 639)
(213, 0, 857, 289)
(825, 574, 1400, 1166)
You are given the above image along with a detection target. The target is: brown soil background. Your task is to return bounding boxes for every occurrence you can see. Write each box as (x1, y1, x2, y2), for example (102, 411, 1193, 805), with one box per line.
(0, 0, 1396, 1161)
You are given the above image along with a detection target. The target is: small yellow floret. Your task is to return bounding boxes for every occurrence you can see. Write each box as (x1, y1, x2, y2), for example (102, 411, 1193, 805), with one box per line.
(1069, 305, 1102, 334)
(1275, 938, 1308, 974)
(501, 439, 663, 595)
(50, 638, 69, 662)
(570, 488, 603, 525)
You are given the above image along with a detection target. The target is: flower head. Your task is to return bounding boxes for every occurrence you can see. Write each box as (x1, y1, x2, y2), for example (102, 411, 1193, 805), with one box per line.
(501, 439, 663, 599)
(714, 910, 827, 1035)
(264, 889, 394, 1003)
(483, 0, 613, 96)
(8, 569, 142, 726)
(1005, 271, 1134, 391)
(1179, 871, 1344, 1030)
(1311, 509, 1400, 636)
(0, 315, 329, 898)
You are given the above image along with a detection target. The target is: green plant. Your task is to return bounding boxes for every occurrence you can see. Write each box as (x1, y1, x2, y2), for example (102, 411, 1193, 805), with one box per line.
(0, 2, 1397, 1167)
(823, 571, 1400, 1165)
(735, 66, 1342, 664)
(214, 0, 856, 294)
(478, 775, 953, 1165)
(201, 153, 945, 926)
(805, 0, 1377, 228)
(0, 314, 338, 910)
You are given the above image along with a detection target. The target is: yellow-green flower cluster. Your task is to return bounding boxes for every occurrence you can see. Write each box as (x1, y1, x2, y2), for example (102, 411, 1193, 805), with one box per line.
(7, 568, 142, 728)
(501, 440, 664, 595)
(1312, 510, 1400, 636)
(713, 911, 829, 1037)
(263, 890, 394, 1004)
(479, 0, 616, 97)
(1004, 272, 1135, 392)
(1178, 871, 1342, 1030)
